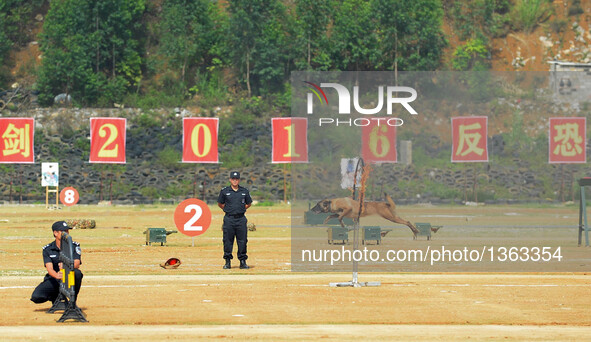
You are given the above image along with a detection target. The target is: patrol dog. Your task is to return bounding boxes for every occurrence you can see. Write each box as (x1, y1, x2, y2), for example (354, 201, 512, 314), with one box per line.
(311, 193, 429, 237)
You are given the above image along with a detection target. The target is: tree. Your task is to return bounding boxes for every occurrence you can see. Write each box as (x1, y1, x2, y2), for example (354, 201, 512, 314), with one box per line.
(330, 0, 378, 71)
(450, 0, 510, 41)
(227, 0, 289, 96)
(36, 0, 145, 106)
(294, 0, 333, 70)
(0, 18, 11, 87)
(160, 0, 219, 84)
(372, 0, 447, 75)
(0, 0, 44, 87)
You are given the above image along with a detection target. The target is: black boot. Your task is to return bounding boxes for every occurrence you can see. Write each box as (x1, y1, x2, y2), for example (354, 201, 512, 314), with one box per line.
(239, 260, 249, 269)
(223, 259, 231, 269)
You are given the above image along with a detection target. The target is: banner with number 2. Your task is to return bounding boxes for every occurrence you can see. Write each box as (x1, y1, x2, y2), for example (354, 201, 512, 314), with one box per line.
(89, 118, 126, 164)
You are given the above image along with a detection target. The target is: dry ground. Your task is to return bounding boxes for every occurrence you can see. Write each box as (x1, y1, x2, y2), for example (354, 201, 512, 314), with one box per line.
(1, 203, 590, 341)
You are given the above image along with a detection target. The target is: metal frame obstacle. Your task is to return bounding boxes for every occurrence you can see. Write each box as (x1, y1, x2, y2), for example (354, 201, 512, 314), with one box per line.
(47, 232, 88, 322)
(578, 177, 591, 247)
(330, 157, 380, 288)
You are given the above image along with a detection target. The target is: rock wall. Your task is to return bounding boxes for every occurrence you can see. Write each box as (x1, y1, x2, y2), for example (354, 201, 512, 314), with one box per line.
(0, 108, 287, 204)
(0, 108, 585, 205)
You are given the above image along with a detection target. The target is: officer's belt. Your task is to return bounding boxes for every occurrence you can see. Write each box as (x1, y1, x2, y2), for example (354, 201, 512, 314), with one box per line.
(226, 213, 245, 218)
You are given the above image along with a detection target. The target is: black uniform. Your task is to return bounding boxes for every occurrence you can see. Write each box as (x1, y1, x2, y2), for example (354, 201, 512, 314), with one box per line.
(218, 185, 253, 261)
(30, 240, 83, 304)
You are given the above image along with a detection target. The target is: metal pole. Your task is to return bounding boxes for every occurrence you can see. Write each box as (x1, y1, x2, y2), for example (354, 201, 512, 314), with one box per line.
(583, 186, 589, 247)
(202, 181, 206, 201)
(560, 164, 565, 202)
(193, 168, 197, 198)
(330, 158, 379, 287)
(352, 219, 359, 287)
(99, 177, 103, 202)
(473, 167, 478, 202)
(283, 164, 287, 204)
(19, 167, 22, 204)
(464, 166, 468, 203)
(580, 185, 584, 246)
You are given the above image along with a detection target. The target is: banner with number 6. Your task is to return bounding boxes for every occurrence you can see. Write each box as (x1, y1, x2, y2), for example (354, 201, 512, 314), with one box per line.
(361, 121, 397, 163)
(272, 117, 308, 163)
(89, 118, 126, 163)
(182, 118, 219, 163)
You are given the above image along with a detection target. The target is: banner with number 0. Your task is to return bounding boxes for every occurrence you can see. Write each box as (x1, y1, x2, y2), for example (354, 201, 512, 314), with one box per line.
(272, 117, 308, 163)
(182, 118, 219, 163)
(361, 121, 397, 163)
(89, 118, 126, 163)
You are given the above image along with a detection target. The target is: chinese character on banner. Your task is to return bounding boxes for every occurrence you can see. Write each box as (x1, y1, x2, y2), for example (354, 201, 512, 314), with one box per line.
(89, 118, 126, 163)
(361, 122, 396, 163)
(549, 117, 586, 163)
(272, 118, 308, 163)
(182, 117, 219, 163)
(451, 116, 488, 162)
(0, 118, 34, 163)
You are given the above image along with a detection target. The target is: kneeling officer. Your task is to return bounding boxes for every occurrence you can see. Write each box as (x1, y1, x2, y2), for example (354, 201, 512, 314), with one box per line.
(30, 221, 83, 305)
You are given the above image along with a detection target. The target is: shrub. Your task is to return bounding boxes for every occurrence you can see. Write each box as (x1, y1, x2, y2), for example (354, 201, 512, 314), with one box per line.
(510, 0, 553, 33)
(156, 146, 182, 170)
(452, 39, 490, 71)
(550, 18, 568, 33)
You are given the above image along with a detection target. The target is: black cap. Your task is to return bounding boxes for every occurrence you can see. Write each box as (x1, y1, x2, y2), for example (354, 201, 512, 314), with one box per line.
(52, 221, 71, 231)
(230, 171, 240, 179)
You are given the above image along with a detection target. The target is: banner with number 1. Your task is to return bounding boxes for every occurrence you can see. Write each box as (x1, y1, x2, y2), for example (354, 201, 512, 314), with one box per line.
(271, 118, 308, 163)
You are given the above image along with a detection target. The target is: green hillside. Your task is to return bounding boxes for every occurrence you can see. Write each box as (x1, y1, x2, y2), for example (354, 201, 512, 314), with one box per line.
(1, 0, 581, 111)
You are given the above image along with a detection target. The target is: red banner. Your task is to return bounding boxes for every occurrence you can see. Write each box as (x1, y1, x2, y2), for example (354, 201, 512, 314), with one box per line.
(361, 122, 396, 163)
(272, 118, 308, 163)
(0, 118, 34, 163)
(182, 118, 219, 163)
(89, 118, 126, 163)
(549, 117, 586, 163)
(451, 116, 488, 162)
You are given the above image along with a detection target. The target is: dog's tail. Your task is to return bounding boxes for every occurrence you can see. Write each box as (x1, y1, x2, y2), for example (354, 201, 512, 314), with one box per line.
(384, 192, 396, 209)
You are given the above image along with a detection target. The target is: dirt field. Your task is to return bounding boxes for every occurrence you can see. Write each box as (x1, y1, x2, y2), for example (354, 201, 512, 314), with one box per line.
(1, 203, 590, 341)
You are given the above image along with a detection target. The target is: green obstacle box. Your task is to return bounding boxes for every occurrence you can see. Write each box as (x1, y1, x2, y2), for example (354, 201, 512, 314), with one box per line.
(144, 228, 177, 246)
(414, 223, 433, 240)
(305, 211, 355, 226)
(361, 226, 381, 245)
(328, 226, 349, 244)
(413, 223, 443, 240)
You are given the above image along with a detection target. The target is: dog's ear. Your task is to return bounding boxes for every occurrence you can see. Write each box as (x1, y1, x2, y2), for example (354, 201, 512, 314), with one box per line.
(323, 200, 331, 210)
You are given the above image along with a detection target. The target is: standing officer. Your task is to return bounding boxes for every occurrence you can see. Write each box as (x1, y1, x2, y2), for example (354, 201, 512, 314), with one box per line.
(218, 171, 253, 269)
(30, 221, 83, 305)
